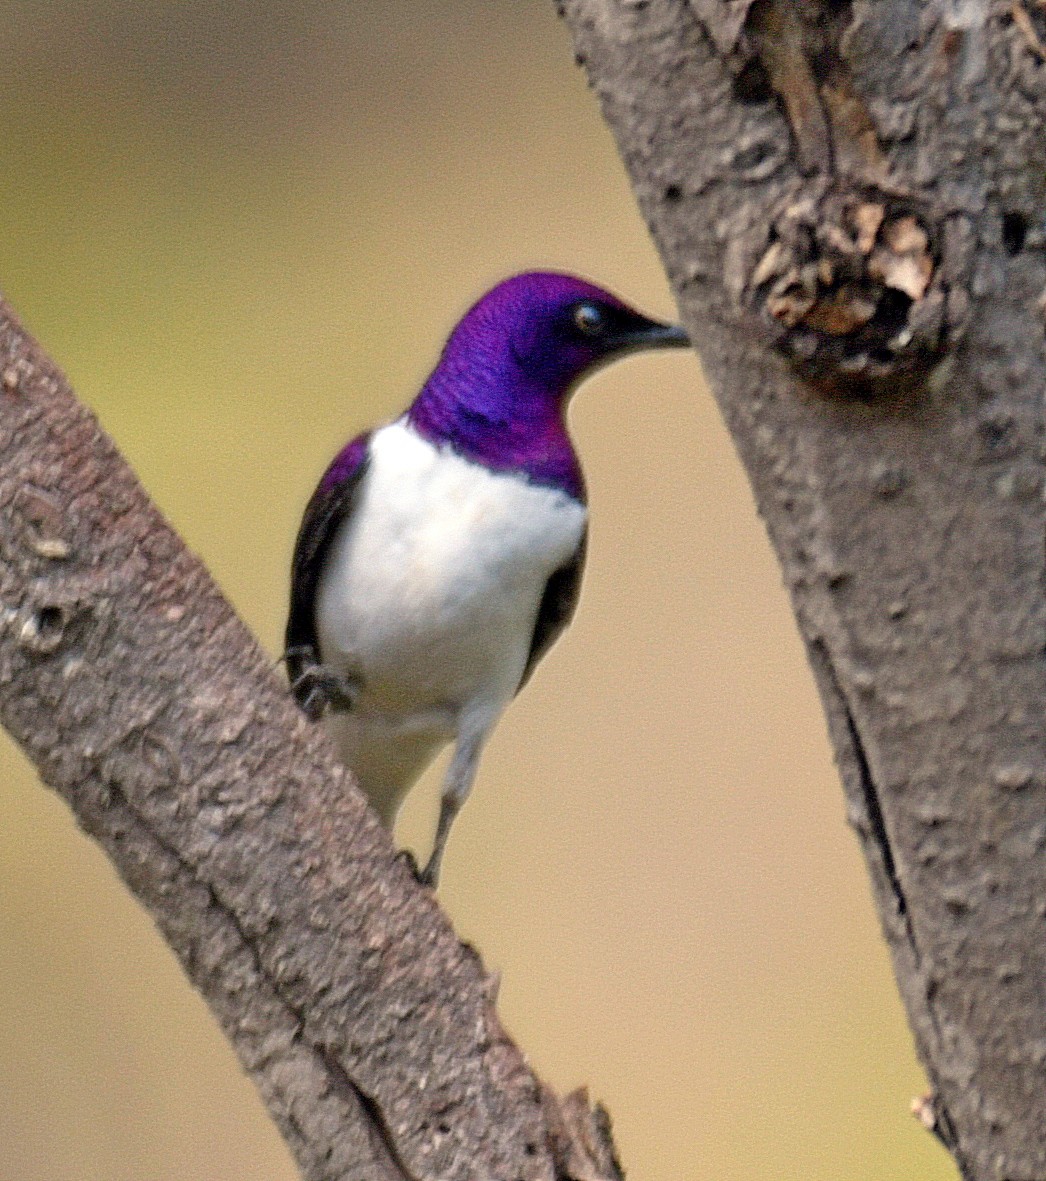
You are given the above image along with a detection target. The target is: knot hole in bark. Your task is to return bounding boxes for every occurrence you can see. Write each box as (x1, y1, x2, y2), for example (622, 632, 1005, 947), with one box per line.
(17, 597, 95, 656)
(19, 603, 73, 653)
(748, 189, 965, 391)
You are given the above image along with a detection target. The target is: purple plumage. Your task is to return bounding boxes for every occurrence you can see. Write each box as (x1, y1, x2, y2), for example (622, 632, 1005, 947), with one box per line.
(318, 431, 370, 495)
(409, 272, 665, 501)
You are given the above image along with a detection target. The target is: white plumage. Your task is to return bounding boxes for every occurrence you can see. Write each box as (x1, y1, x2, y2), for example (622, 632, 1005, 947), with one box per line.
(314, 419, 587, 832)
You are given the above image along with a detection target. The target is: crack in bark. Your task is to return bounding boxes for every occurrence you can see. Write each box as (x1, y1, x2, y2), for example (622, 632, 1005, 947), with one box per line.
(744, 0, 887, 183)
(324, 1056, 420, 1181)
(99, 773, 413, 1181)
(808, 640, 914, 948)
(840, 697, 908, 919)
(810, 639, 970, 1174)
(746, 0, 835, 175)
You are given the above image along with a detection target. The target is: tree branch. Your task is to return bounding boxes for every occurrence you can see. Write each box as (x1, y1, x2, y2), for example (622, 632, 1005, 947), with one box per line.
(0, 301, 621, 1181)
(557, 2, 1045, 1178)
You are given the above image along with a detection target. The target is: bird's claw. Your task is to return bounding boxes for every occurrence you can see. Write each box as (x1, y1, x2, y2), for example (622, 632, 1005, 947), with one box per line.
(292, 664, 360, 720)
(395, 848, 424, 882)
(392, 847, 439, 888)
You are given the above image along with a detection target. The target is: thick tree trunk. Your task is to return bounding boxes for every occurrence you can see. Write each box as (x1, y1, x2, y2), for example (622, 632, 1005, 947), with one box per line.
(0, 304, 622, 1181)
(555, 3, 1046, 1179)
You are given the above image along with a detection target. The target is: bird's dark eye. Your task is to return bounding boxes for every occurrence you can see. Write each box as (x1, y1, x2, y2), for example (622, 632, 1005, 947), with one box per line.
(573, 302, 606, 336)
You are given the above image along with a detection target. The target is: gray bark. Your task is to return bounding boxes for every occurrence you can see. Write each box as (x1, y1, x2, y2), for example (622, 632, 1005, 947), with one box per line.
(0, 304, 623, 1180)
(555, 2, 1046, 1179)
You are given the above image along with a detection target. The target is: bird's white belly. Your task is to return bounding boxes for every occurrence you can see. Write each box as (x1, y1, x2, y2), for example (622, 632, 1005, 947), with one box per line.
(315, 420, 586, 816)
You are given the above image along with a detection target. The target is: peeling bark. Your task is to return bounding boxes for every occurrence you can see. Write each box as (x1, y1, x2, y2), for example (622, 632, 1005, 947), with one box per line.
(557, 2, 1046, 1178)
(0, 303, 621, 1181)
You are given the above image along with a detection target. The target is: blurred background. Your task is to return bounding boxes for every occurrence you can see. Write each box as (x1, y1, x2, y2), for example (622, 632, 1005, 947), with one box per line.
(0, 3, 954, 1179)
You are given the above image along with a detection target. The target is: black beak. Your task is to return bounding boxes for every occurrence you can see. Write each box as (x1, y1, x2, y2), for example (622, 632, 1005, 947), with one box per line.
(610, 318, 690, 353)
(638, 321, 690, 348)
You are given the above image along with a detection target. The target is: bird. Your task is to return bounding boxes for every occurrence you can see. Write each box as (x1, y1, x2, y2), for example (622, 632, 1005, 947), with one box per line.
(285, 271, 689, 886)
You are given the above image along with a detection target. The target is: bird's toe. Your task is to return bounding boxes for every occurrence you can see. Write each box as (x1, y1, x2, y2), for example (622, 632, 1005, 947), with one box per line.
(292, 663, 360, 718)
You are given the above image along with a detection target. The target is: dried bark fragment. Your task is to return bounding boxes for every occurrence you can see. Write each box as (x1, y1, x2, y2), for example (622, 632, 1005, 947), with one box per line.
(749, 190, 950, 385)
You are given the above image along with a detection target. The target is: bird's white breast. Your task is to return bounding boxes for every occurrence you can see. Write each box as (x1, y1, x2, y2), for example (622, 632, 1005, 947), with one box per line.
(315, 419, 586, 806)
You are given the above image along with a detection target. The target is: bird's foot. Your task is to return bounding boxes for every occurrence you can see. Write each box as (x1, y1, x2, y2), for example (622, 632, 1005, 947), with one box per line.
(291, 664, 360, 721)
(393, 848, 440, 889)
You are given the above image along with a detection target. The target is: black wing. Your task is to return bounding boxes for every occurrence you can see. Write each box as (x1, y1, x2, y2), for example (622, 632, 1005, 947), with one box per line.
(516, 528, 588, 693)
(284, 433, 370, 711)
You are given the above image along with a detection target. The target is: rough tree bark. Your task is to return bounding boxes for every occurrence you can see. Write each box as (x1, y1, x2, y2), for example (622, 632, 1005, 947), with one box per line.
(555, 2, 1045, 1180)
(0, 304, 624, 1181)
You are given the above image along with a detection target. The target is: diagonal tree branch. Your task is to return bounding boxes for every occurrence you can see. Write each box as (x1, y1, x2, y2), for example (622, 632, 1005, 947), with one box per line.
(556, 2, 1046, 1179)
(0, 300, 621, 1181)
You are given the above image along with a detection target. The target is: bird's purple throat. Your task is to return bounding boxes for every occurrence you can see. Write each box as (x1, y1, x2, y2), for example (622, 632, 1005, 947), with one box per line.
(405, 272, 687, 501)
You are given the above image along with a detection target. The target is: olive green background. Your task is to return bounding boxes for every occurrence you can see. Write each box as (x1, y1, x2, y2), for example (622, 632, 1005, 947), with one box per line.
(0, 3, 954, 1179)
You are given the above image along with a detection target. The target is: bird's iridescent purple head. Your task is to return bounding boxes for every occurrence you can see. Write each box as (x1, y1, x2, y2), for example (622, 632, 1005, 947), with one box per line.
(407, 272, 688, 500)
